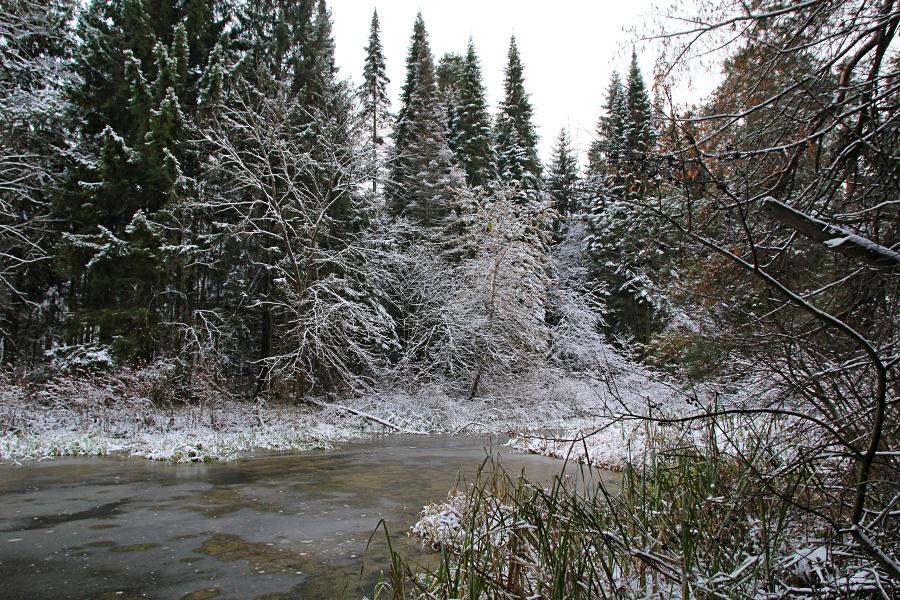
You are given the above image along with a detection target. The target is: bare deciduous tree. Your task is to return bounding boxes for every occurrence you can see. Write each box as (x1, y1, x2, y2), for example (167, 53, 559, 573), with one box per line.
(378, 186, 554, 397)
(632, 0, 900, 585)
(0, 0, 72, 352)
(196, 75, 395, 396)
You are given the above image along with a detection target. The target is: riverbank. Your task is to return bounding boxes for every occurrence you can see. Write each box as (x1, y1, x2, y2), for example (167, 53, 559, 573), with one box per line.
(1, 355, 686, 465)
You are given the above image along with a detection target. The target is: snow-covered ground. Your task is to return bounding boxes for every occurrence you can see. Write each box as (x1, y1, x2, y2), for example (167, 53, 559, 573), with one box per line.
(0, 358, 684, 465)
(0, 320, 695, 465)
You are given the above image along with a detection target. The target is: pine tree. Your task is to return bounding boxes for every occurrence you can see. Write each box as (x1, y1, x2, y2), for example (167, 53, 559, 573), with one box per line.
(546, 128, 580, 217)
(388, 14, 461, 225)
(452, 40, 497, 188)
(495, 36, 541, 187)
(360, 9, 391, 195)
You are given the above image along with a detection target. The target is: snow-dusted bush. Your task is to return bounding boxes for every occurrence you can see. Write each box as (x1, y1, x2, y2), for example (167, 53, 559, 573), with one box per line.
(411, 491, 469, 550)
(377, 185, 555, 397)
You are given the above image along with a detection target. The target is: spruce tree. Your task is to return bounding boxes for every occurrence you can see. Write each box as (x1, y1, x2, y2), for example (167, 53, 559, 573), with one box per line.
(546, 128, 580, 217)
(151, 42, 175, 104)
(360, 9, 391, 195)
(59, 0, 228, 362)
(452, 40, 497, 188)
(308, 0, 336, 103)
(584, 52, 666, 344)
(436, 52, 464, 158)
(72, 0, 132, 139)
(388, 14, 461, 225)
(184, 0, 219, 67)
(124, 50, 152, 143)
(172, 22, 190, 90)
(387, 13, 426, 211)
(608, 84, 630, 167)
(197, 43, 225, 119)
(436, 53, 464, 100)
(67, 0, 226, 217)
(495, 36, 541, 187)
(587, 71, 626, 175)
(121, 0, 156, 67)
(625, 50, 655, 156)
(145, 87, 189, 202)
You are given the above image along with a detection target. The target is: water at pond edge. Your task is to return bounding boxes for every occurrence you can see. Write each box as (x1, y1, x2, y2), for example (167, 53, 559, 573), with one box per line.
(0, 434, 618, 599)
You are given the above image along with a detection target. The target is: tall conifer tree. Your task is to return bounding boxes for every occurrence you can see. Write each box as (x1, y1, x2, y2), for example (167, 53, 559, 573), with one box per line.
(495, 36, 541, 187)
(546, 128, 580, 216)
(388, 14, 460, 225)
(436, 52, 464, 158)
(452, 40, 496, 188)
(587, 71, 626, 175)
(308, 0, 336, 102)
(59, 0, 228, 361)
(388, 13, 425, 211)
(584, 52, 665, 344)
(625, 50, 655, 156)
(360, 9, 391, 195)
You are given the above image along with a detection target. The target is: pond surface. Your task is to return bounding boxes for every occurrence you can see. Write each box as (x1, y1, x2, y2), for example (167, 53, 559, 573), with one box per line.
(0, 434, 615, 599)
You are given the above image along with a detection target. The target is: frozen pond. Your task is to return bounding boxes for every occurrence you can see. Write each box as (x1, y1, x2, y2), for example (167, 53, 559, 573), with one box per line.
(0, 434, 616, 599)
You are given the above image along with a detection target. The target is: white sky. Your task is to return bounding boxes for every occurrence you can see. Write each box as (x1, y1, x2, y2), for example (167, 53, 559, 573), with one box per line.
(329, 0, 666, 166)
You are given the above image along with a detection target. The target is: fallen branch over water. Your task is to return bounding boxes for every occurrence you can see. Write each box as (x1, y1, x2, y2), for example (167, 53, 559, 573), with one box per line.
(311, 399, 430, 435)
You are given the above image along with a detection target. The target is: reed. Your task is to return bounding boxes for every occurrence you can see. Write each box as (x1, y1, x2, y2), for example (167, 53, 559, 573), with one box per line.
(372, 418, 894, 598)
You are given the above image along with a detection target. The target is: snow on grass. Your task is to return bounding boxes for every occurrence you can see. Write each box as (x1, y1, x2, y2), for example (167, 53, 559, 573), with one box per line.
(507, 423, 647, 471)
(0, 357, 685, 465)
(0, 324, 692, 466)
(410, 491, 469, 550)
(0, 399, 344, 464)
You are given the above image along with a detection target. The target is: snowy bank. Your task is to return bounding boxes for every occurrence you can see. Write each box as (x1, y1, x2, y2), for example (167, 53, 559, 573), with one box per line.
(0, 357, 686, 465)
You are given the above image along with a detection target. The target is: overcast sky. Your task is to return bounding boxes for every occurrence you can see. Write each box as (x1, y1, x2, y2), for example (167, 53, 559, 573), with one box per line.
(329, 0, 664, 166)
